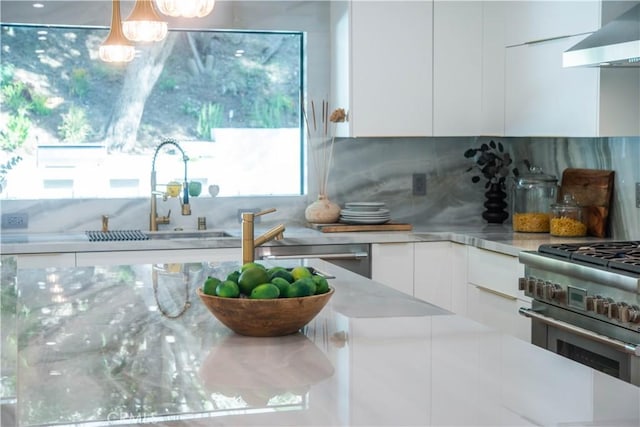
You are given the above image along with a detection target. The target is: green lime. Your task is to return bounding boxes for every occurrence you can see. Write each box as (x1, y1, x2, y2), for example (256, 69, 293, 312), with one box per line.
(216, 280, 240, 298)
(291, 266, 312, 281)
(312, 275, 329, 294)
(238, 267, 270, 295)
(269, 268, 294, 283)
(202, 276, 221, 296)
(284, 277, 316, 298)
(241, 262, 266, 272)
(226, 270, 241, 284)
(270, 277, 291, 295)
(250, 283, 280, 299)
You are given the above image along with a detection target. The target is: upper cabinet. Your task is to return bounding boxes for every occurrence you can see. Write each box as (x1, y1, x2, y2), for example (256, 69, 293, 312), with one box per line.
(503, 0, 640, 137)
(332, 0, 639, 138)
(332, 0, 433, 137)
(503, 1, 601, 46)
(432, 1, 484, 136)
(505, 35, 601, 137)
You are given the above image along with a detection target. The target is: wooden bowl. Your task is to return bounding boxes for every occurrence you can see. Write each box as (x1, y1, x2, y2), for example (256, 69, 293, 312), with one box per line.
(197, 287, 334, 337)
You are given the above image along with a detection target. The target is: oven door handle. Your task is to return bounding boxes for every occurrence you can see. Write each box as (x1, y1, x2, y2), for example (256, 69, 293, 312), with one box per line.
(260, 252, 368, 261)
(519, 307, 640, 356)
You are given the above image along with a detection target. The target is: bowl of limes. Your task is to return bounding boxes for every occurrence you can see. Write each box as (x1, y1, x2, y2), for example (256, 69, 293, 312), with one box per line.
(197, 263, 334, 337)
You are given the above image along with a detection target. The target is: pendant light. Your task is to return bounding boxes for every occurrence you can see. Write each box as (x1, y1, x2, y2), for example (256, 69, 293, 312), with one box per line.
(155, 0, 215, 18)
(122, 0, 168, 42)
(99, 0, 136, 63)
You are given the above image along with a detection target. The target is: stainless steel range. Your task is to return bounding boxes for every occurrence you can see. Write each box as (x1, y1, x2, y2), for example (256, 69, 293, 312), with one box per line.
(518, 241, 640, 386)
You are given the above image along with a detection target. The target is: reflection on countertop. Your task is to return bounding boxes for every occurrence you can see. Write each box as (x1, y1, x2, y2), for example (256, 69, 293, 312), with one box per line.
(2, 259, 638, 427)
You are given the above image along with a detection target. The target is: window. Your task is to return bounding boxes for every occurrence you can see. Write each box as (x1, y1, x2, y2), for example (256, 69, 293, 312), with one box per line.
(0, 24, 304, 199)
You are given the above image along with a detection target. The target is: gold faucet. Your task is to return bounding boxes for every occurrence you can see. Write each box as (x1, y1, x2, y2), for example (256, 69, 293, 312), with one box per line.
(242, 208, 286, 264)
(150, 138, 192, 231)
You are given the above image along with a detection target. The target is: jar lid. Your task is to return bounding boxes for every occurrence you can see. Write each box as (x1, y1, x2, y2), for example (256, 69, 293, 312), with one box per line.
(552, 194, 580, 209)
(515, 166, 558, 186)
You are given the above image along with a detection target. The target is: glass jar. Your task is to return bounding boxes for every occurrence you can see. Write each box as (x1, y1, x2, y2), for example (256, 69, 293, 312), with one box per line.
(512, 166, 558, 233)
(550, 194, 587, 237)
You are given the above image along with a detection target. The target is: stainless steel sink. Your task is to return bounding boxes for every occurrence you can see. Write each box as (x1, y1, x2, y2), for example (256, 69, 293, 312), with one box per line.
(144, 230, 233, 240)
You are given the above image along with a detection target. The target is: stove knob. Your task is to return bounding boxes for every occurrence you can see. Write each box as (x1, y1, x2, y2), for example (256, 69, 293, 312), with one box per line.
(535, 280, 545, 299)
(585, 296, 595, 311)
(518, 277, 526, 291)
(551, 285, 566, 304)
(619, 305, 630, 323)
(608, 302, 620, 320)
(595, 298, 609, 315)
(628, 306, 640, 324)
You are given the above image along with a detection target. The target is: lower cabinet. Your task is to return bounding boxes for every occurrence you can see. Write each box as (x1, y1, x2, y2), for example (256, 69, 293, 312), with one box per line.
(372, 242, 531, 342)
(75, 248, 239, 267)
(371, 242, 414, 296)
(466, 246, 531, 342)
(414, 241, 457, 312)
(14, 248, 241, 269)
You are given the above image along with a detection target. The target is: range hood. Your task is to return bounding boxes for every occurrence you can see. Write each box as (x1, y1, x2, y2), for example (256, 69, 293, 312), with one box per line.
(563, 3, 640, 67)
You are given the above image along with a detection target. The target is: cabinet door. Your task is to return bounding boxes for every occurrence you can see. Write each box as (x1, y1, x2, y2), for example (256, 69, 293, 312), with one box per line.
(504, 1, 600, 47)
(433, 1, 483, 136)
(414, 242, 452, 310)
(350, 0, 433, 137)
(75, 248, 240, 267)
(371, 243, 414, 295)
(16, 253, 76, 269)
(467, 246, 526, 300)
(467, 284, 532, 342)
(450, 242, 468, 315)
(505, 34, 600, 137)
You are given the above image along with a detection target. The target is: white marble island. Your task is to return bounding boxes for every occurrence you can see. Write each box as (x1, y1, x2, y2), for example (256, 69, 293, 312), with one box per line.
(3, 258, 639, 427)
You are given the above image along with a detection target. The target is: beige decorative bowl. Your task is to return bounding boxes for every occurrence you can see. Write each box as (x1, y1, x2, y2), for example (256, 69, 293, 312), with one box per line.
(197, 288, 334, 337)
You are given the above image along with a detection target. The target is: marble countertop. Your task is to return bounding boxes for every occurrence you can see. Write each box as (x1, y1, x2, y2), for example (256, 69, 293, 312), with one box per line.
(5, 259, 639, 426)
(0, 224, 612, 257)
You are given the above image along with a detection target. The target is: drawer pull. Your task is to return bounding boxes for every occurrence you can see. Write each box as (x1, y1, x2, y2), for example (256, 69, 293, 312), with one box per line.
(475, 285, 517, 301)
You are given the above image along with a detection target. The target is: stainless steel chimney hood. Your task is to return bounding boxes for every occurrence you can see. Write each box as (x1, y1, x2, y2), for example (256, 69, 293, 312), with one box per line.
(563, 3, 640, 67)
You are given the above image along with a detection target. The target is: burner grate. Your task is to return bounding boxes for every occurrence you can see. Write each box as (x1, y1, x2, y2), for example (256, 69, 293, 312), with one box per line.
(538, 241, 640, 274)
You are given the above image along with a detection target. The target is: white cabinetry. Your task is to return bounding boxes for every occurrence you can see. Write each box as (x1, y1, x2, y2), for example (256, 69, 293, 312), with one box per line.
(333, 1, 433, 137)
(372, 241, 467, 315)
(466, 246, 530, 341)
(16, 253, 76, 269)
(414, 241, 455, 311)
(503, 0, 640, 137)
(505, 35, 600, 137)
(75, 248, 239, 267)
(14, 248, 239, 269)
(371, 243, 414, 296)
(503, 1, 601, 47)
(433, 1, 483, 136)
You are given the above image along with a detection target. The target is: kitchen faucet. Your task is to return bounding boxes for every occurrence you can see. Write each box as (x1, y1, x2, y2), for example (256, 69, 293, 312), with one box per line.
(150, 138, 191, 231)
(241, 208, 286, 264)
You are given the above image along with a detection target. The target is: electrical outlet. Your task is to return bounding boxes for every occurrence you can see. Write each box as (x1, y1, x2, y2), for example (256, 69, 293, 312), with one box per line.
(1, 212, 29, 229)
(237, 208, 261, 223)
(636, 183, 640, 208)
(412, 173, 427, 196)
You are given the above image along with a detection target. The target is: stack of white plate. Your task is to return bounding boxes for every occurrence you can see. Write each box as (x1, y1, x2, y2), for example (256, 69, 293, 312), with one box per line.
(340, 202, 390, 225)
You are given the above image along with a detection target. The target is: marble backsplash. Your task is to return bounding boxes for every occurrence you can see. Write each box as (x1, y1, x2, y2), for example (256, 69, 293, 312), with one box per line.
(2, 136, 639, 240)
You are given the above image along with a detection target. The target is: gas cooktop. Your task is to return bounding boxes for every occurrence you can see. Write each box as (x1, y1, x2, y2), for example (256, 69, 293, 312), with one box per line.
(538, 241, 640, 276)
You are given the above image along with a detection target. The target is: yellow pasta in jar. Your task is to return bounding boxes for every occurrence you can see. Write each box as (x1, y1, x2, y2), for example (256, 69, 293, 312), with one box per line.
(513, 212, 550, 232)
(550, 216, 587, 237)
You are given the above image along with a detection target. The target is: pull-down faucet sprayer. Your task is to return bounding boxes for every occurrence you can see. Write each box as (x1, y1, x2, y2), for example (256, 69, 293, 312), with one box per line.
(150, 138, 191, 231)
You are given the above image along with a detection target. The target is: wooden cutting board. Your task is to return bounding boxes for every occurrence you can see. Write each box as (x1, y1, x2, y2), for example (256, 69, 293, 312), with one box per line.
(558, 168, 615, 238)
(309, 222, 413, 233)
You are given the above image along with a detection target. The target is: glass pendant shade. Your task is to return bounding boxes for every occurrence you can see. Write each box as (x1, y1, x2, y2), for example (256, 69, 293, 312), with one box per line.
(99, 0, 135, 63)
(155, 0, 215, 18)
(122, 0, 168, 42)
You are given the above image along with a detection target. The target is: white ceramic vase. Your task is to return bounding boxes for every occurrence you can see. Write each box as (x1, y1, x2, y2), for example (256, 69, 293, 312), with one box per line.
(305, 194, 341, 224)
